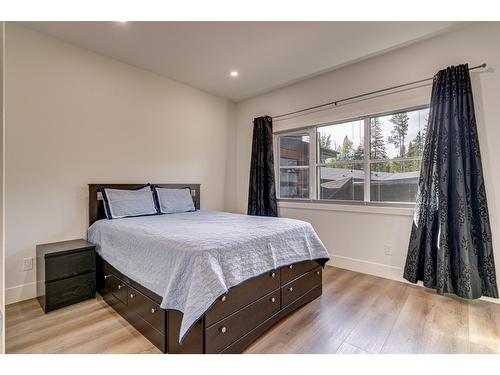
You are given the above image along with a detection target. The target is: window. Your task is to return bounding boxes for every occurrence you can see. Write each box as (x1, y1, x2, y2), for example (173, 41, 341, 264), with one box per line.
(275, 106, 429, 204)
(369, 109, 428, 202)
(278, 133, 311, 198)
(318, 119, 364, 201)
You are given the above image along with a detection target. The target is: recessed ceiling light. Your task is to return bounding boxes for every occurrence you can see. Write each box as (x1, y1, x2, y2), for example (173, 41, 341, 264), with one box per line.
(230, 71, 239, 77)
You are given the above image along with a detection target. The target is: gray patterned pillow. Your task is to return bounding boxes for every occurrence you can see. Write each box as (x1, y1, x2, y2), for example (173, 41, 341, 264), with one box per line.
(101, 185, 158, 219)
(153, 187, 195, 214)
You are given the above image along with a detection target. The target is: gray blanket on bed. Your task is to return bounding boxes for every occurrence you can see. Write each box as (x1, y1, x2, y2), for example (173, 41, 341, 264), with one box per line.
(88, 210, 329, 342)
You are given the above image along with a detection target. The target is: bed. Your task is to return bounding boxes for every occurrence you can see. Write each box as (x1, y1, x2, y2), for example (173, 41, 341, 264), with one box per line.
(88, 184, 329, 354)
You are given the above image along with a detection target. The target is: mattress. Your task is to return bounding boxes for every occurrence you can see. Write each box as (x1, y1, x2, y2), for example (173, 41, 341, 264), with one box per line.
(88, 210, 329, 342)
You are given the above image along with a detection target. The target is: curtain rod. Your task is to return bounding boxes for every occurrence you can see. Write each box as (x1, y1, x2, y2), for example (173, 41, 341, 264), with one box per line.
(272, 63, 487, 120)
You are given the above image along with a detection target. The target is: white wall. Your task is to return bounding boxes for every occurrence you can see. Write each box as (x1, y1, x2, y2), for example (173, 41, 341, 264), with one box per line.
(232, 23, 500, 296)
(4, 24, 236, 304)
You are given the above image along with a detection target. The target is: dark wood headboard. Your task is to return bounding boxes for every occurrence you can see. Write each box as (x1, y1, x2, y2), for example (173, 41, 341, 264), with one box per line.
(88, 184, 201, 226)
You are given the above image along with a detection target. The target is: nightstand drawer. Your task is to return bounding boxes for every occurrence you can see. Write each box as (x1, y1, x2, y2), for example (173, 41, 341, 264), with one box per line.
(45, 250, 96, 282)
(45, 272, 96, 311)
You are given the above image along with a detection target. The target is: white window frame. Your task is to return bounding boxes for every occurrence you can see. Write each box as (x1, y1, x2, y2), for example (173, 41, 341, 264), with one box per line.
(274, 105, 429, 206)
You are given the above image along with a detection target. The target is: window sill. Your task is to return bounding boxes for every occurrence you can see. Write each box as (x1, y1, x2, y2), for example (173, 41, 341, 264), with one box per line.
(277, 199, 415, 216)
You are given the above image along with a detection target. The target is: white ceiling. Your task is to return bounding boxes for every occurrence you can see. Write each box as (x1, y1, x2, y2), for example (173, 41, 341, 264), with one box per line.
(22, 22, 465, 102)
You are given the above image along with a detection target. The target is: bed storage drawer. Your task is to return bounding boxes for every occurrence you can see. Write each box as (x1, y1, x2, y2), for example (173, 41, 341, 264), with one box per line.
(281, 266, 322, 307)
(103, 273, 128, 304)
(205, 289, 281, 353)
(280, 260, 319, 284)
(98, 258, 167, 352)
(205, 269, 280, 327)
(128, 286, 165, 334)
(101, 280, 166, 353)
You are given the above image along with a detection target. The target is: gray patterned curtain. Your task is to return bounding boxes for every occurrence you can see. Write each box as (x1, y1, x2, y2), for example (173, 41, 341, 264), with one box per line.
(248, 116, 278, 217)
(404, 64, 498, 299)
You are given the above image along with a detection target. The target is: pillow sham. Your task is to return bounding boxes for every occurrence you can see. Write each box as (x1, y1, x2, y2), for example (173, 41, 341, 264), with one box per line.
(153, 186, 196, 214)
(100, 184, 158, 219)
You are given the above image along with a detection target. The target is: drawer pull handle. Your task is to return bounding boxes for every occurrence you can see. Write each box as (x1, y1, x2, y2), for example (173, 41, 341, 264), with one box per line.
(104, 275, 111, 280)
(288, 287, 294, 292)
(220, 326, 227, 334)
(117, 284, 125, 290)
(271, 272, 276, 278)
(221, 295, 227, 302)
(289, 265, 293, 269)
(151, 307, 157, 314)
(130, 293, 136, 299)
(316, 270, 320, 275)
(270, 297, 276, 303)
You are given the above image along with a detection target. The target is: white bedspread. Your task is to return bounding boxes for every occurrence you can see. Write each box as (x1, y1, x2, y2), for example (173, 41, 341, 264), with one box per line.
(88, 210, 329, 342)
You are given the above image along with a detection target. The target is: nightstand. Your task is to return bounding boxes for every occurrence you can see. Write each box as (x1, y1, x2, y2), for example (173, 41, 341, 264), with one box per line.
(36, 239, 96, 313)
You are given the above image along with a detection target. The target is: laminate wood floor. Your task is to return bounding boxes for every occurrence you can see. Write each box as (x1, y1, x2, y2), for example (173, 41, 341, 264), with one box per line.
(6, 266, 500, 354)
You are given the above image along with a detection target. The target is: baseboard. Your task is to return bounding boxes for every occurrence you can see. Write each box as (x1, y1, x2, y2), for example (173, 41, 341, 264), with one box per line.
(328, 255, 406, 282)
(328, 254, 500, 305)
(5, 282, 36, 305)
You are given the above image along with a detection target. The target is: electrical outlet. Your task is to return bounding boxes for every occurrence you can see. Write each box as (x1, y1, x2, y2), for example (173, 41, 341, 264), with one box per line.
(384, 244, 392, 256)
(23, 257, 33, 271)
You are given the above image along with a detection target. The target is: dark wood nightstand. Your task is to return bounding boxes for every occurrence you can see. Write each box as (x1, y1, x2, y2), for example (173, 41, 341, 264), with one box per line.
(36, 239, 96, 313)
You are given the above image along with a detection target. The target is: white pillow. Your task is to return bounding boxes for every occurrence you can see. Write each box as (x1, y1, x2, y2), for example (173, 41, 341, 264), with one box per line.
(101, 185, 158, 219)
(153, 187, 195, 214)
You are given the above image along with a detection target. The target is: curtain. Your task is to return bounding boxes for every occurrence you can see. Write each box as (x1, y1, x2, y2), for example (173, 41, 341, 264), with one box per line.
(404, 64, 498, 299)
(247, 116, 278, 217)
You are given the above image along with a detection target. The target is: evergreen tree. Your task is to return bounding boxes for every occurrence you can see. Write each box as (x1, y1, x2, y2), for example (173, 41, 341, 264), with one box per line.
(406, 111, 428, 172)
(320, 134, 332, 151)
(319, 134, 333, 163)
(387, 112, 409, 158)
(387, 113, 409, 172)
(370, 118, 387, 159)
(407, 131, 424, 157)
(406, 131, 425, 171)
(340, 135, 354, 161)
(353, 144, 364, 160)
